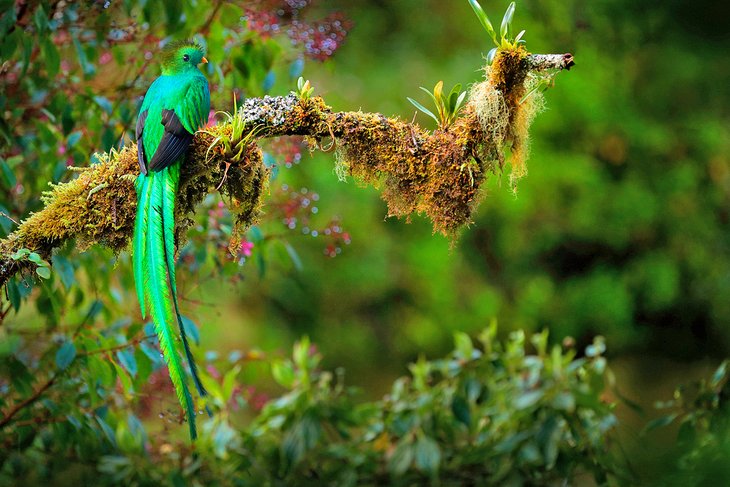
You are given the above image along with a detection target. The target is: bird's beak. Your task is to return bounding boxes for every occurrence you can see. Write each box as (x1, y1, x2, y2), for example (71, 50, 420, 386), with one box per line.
(201, 57, 208, 64)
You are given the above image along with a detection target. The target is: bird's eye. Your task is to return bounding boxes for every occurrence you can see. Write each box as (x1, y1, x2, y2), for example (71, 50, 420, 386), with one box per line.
(182, 54, 190, 62)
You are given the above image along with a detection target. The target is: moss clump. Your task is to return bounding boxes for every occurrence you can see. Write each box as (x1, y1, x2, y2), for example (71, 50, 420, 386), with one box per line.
(179, 127, 269, 253)
(333, 111, 485, 236)
(0, 125, 269, 271)
(10, 146, 138, 257)
(467, 47, 543, 188)
(328, 47, 541, 235)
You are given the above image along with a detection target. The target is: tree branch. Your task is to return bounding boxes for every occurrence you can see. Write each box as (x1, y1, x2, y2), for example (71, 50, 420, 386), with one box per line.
(0, 52, 574, 289)
(0, 374, 57, 430)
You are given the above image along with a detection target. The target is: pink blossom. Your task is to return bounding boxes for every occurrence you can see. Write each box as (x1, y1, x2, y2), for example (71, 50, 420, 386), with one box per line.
(240, 240, 254, 257)
(99, 51, 113, 65)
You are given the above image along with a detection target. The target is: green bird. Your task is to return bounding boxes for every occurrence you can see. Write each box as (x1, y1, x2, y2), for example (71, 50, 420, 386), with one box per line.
(133, 40, 210, 440)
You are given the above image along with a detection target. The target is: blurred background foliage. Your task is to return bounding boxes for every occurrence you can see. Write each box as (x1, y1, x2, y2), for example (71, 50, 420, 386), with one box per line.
(1, 0, 729, 484)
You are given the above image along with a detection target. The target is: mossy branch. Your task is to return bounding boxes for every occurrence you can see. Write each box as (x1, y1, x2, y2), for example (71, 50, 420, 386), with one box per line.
(0, 52, 573, 288)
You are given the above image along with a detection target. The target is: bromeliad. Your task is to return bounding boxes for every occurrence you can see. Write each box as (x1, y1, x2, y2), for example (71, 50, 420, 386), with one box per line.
(134, 40, 210, 440)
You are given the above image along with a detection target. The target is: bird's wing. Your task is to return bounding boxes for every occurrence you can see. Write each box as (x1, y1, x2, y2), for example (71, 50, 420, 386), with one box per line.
(147, 109, 194, 172)
(136, 109, 149, 174)
(176, 76, 211, 135)
(147, 77, 210, 172)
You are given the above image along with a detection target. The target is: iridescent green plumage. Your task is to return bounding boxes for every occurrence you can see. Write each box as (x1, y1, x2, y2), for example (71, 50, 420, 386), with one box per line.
(133, 40, 210, 440)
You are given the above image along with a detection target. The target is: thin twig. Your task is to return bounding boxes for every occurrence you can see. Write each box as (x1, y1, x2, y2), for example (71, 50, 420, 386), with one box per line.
(78, 334, 156, 357)
(0, 374, 58, 430)
(0, 212, 19, 226)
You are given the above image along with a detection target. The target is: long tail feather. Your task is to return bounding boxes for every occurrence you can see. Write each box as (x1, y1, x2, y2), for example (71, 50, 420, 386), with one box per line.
(161, 165, 209, 406)
(146, 170, 197, 440)
(133, 175, 152, 318)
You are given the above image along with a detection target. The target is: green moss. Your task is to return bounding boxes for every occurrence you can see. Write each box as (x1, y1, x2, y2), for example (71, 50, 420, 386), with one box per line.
(332, 110, 485, 237)
(178, 128, 269, 253)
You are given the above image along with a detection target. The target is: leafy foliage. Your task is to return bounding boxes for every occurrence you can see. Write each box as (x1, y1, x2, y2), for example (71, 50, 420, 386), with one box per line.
(295, 77, 315, 101)
(468, 0, 524, 64)
(643, 361, 730, 485)
(407, 81, 467, 129)
(0, 328, 624, 485)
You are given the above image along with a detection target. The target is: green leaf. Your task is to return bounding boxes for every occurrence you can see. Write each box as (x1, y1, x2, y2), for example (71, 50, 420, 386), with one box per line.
(293, 336, 311, 371)
(181, 315, 200, 345)
(419, 85, 439, 106)
(455, 91, 467, 111)
(53, 255, 76, 290)
(73, 36, 95, 77)
(66, 131, 83, 147)
(500, 2, 516, 40)
(468, 0, 498, 45)
(536, 416, 561, 468)
(388, 439, 414, 476)
(0, 334, 21, 358)
(7, 278, 21, 311)
(10, 248, 29, 260)
(140, 341, 163, 368)
(56, 341, 76, 370)
(36, 266, 51, 279)
(33, 7, 48, 34)
(115, 362, 134, 394)
(222, 364, 241, 399)
(551, 392, 576, 412)
(0, 158, 16, 189)
(284, 242, 303, 271)
(712, 360, 728, 387)
(127, 413, 147, 445)
(643, 413, 678, 434)
(87, 354, 116, 388)
(514, 390, 544, 410)
(42, 38, 60, 78)
(407, 97, 439, 125)
(433, 81, 444, 105)
(248, 225, 264, 242)
(448, 84, 462, 112)
(272, 359, 295, 388)
(486, 47, 498, 65)
(282, 425, 306, 471)
(96, 416, 118, 447)
(116, 349, 137, 377)
(452, 395, 471, 426)
(414, 436, 441, 475)
(94, 96, 113, 115)
(454, 331, 474, 360)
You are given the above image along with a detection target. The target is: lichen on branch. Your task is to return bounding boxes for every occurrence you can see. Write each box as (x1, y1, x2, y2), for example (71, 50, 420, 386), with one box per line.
(0, 51, 573, 287)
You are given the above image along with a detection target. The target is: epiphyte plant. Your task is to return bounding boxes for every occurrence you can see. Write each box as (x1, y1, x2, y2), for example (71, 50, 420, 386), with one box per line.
(468, 0, 524, 64)
(296, 76, 315, 100)
(204, 95, 261, 165)
(407, 81, 467, 129)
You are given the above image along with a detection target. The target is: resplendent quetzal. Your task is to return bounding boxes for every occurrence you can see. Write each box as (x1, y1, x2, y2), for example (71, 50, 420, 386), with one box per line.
(133, 40, 210, 440)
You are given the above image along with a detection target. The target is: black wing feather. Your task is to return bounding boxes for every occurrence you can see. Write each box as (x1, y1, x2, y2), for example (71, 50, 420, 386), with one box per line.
(136, 109, 149, 175)
(148, 109, 194, 172)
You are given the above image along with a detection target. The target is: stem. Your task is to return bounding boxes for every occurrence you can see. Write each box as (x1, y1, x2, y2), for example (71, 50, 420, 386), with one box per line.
(78, 334, 156, 357)
(0, 374, 58, 430)
(525, 53, 575, 71)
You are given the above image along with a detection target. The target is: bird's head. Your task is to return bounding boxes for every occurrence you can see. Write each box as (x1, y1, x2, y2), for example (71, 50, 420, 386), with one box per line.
(159, 40, 208, 75)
